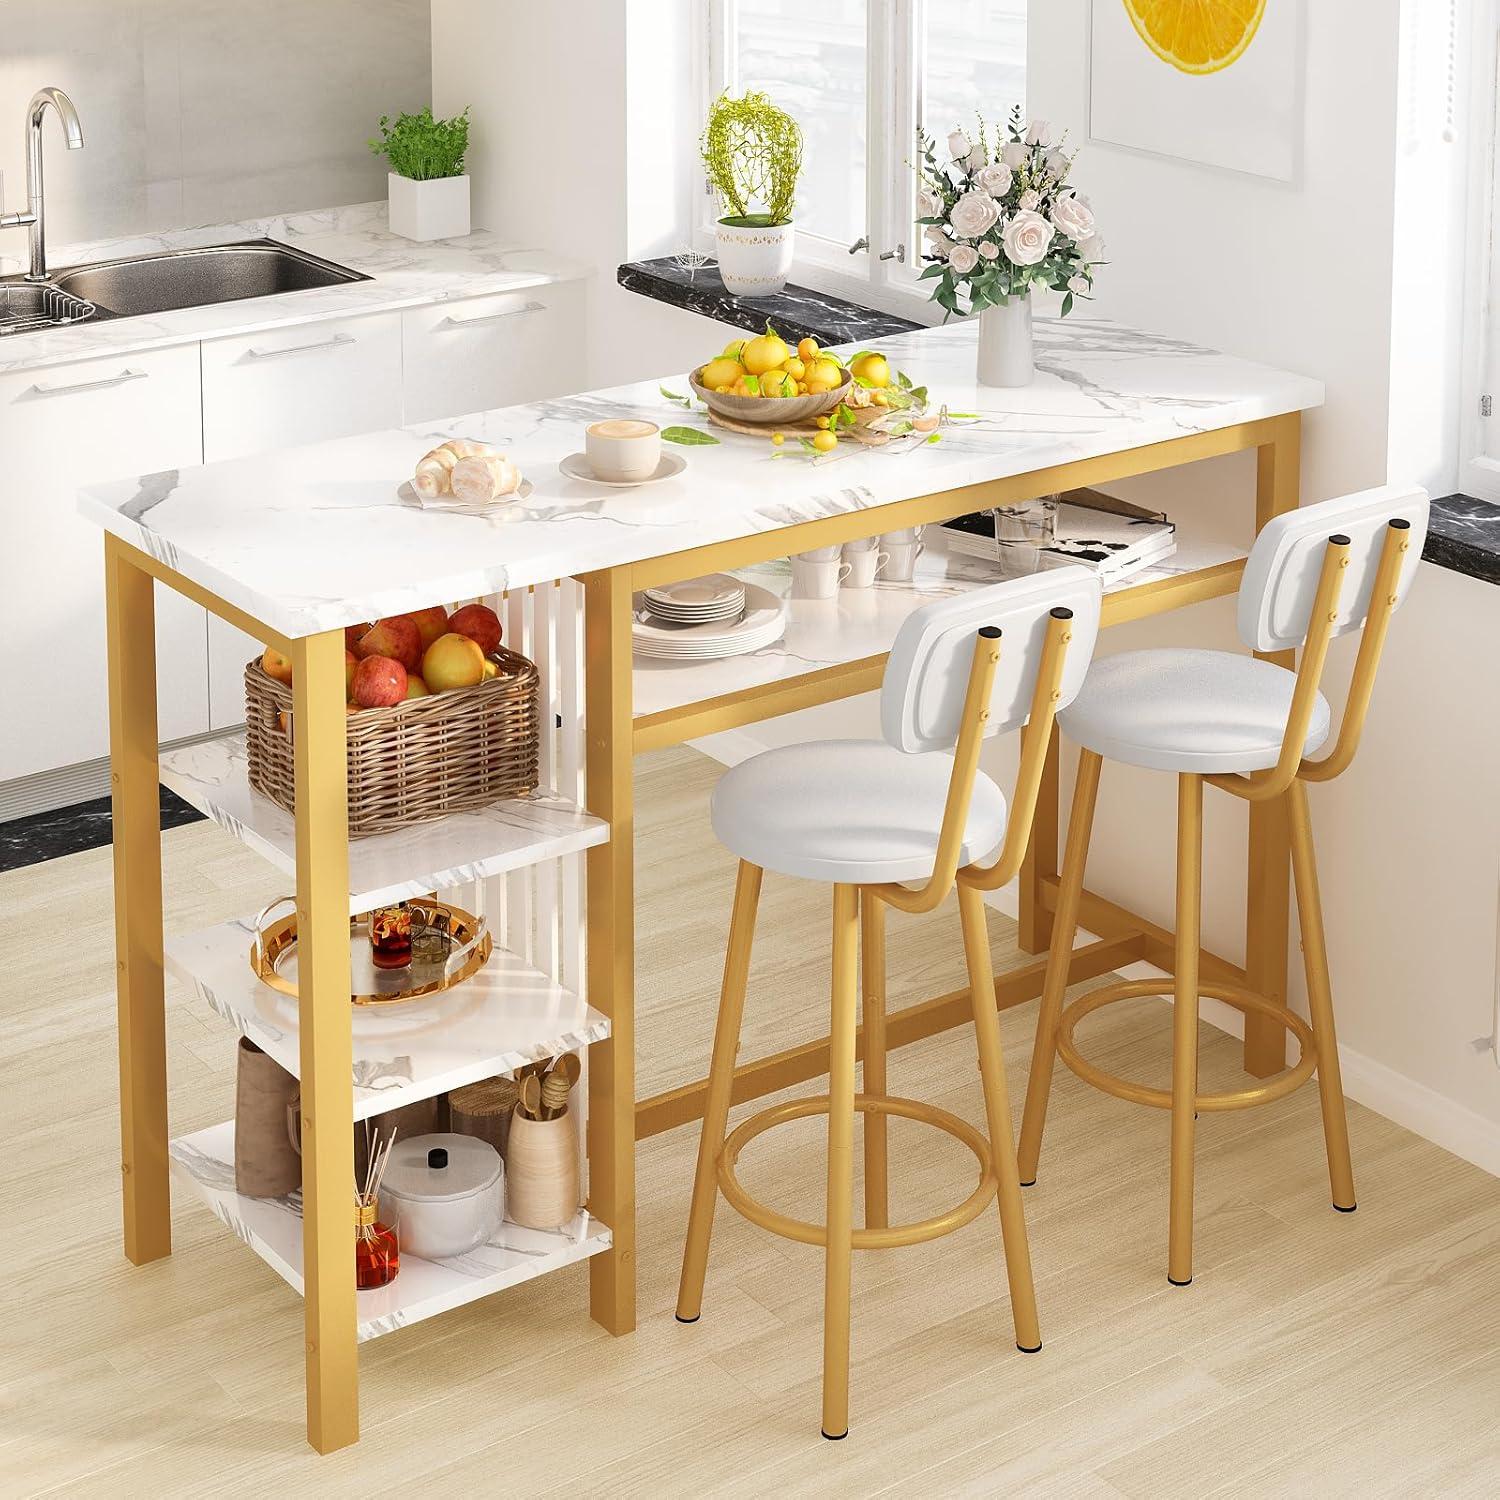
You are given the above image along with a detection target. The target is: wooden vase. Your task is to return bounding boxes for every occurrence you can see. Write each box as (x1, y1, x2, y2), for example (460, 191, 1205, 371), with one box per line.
(505, 1105, 579, 1230)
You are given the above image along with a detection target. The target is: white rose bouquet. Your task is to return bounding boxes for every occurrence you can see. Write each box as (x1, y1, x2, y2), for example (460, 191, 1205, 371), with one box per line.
(916, 107, 1104, 318)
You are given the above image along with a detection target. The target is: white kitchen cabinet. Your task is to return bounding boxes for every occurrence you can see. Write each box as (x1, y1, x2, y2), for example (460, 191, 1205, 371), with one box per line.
(202, 311, 403, 727)
(401, 283, 585, 424)
(0, 344, 206, 784)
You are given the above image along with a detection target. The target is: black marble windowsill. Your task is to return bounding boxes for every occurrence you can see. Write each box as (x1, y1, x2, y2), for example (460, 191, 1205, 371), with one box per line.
(617, 257, 922, 347)
(1424, 494, 1500, 587)
(618, 261, 1500, 590)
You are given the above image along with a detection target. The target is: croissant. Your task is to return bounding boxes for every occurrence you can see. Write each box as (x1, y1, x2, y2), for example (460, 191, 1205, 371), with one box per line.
(450, 453, 523, 505)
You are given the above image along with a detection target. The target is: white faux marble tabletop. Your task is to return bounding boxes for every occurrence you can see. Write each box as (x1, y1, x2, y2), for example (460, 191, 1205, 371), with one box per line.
(79, 315, 1323, 639)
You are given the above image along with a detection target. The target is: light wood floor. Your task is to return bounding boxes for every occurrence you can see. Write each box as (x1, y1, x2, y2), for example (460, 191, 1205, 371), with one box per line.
(4, 745, 1500, 1497)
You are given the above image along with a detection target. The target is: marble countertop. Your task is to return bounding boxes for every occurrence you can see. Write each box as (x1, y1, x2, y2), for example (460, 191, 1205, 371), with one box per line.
(79, 314, 1323, 639)
(1423, 494, 1500, 586)
(0, 202, 587, 375)
(617, 257, 922, 346)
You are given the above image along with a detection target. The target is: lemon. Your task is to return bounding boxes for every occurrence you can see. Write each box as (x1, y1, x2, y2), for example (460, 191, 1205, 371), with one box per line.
(784, 356, 806, 380)
(812, 431, 837, 453)
(804, 358, 843, 394)
(1122, 0, 1265, 74)
(742, 331, 791, 376)
(816, 416, 831, 430)
(700, 356, 744, 390)
(771, 432, 784, 445)
(722, 338, 747, 360)
(850, 353, 890, 389)
(797, 336, 820, 363)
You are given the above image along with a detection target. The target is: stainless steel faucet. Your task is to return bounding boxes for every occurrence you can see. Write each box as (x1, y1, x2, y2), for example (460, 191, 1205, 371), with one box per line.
(0, 88, 84, 282)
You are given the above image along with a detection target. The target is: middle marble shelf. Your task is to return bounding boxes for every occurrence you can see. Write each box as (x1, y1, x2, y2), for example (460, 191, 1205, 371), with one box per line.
(167, 915, 609, 1119)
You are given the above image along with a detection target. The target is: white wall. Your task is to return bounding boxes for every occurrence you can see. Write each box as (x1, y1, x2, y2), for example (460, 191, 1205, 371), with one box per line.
(0, 0, 430, 254)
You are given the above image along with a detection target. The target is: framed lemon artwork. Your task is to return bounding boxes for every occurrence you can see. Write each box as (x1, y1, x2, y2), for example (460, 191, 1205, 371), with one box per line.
(1087, 0, 1303, 182)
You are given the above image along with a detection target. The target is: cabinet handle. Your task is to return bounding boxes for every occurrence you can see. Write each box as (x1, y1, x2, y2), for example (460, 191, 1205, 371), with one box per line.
(29, 367, 147, 397)
(243, 332, 355, 361)
(438, 300, 546, 329)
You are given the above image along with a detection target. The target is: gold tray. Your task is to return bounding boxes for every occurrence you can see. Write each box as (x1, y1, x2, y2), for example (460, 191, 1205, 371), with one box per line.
(250, 896, 492, 1006)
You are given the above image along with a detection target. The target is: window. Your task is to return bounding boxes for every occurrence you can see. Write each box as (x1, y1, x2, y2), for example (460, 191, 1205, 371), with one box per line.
(1462, 0, 1500, 500)
(705, 0, 1027, 312)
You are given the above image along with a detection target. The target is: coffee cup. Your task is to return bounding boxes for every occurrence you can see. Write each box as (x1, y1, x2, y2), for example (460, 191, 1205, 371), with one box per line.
(842, 546, 889, 589)
(790, 556, 850, 600)
(585, 419, 661, 482)
(881, 534, 925, 583)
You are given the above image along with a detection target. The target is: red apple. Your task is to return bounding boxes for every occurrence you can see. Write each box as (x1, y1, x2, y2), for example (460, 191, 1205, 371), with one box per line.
(356, 615, 422, 672)
(262, 646, 293, 685)
(344, 649, 358, 695)
(447, 603, 502, 656)
(408, 605, 450, 651)
(351, 655, 408, 708)
(345, 623, 372, 651)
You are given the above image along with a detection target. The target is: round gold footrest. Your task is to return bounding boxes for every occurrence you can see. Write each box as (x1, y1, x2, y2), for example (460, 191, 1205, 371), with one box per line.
(717, 1094, 996, 1251)
(1056, 978, 1319, 1112)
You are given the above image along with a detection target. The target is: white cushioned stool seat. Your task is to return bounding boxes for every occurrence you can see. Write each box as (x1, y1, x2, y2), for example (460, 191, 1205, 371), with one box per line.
(711, 739, 1008, 884)
(1059, 648, 1332, 774)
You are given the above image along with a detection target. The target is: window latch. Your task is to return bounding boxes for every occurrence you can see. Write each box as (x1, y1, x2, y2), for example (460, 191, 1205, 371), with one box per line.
(848, 235, 869, 255)
(879, 243, 907, 264)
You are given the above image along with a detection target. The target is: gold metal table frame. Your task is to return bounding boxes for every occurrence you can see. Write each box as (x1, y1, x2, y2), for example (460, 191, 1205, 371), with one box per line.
(105, 409, 1301, 1453)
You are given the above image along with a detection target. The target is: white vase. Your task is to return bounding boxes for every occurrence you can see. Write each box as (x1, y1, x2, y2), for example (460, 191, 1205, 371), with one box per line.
(715, 219, 795, 296)
(387, 172, 470, 242)
(977, 294, 1034, 387)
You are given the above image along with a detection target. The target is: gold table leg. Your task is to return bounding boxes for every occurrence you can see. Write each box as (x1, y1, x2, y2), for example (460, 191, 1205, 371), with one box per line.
(859, 890, 889, 1230)
(105, 537, 171, 1266)
(1244, 413, 1299, 1076)
(585, 567, 637, 1335)
(291, 627, 358, 1454)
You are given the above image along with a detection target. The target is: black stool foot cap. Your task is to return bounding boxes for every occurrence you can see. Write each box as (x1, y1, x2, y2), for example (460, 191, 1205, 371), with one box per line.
(675, 1313, 700, 1324)
(1168, 1275, 1192, 1287)
(1019, 1178, 1036, 1188)
(1017, 1342, 1042, 1354)
(822, 1429, 849, 1442)
(1333, 1202, 1358, 1214)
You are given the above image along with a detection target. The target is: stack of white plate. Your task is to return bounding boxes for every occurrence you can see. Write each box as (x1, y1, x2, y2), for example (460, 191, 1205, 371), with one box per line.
(641, 575, 746, 626)
(633, 579, 785, 661)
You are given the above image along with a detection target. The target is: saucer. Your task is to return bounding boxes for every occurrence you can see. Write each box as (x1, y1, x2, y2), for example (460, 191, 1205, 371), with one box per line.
(559, 450, 687, 488)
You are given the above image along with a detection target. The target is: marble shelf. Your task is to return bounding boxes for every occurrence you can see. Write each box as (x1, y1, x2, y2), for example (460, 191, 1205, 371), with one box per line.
(170, 1121, 609, 1342)
(632, 531, 1249, 722)
(158, 733, 607, 915)
(166, 917, 608, 1121)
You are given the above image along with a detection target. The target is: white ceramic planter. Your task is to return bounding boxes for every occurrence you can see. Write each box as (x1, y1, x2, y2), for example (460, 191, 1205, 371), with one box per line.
(387, 172, 471, 242)
(715, 218, 795, 296)
(977, 292, 1034, 387)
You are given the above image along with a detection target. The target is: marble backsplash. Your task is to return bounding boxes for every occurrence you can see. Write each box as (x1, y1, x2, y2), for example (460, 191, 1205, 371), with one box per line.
(0, 0, 430, 259)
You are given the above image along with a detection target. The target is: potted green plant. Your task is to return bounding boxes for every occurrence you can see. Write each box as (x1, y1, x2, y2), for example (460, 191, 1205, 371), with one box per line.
(370, 105, 471, 242)
(700, 90, 803, 296)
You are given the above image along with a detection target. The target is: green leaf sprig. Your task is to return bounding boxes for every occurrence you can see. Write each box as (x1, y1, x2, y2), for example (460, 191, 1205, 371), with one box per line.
(701, 91, 803, 225)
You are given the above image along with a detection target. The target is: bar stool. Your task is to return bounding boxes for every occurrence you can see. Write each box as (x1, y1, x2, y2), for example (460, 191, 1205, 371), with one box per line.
(1017, 484, 1430, 1286)
(675, 567, 1102, 1440)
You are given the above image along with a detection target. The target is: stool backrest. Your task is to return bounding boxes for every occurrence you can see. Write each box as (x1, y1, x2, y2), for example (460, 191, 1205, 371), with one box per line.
(881, 566, 1102, 754)
(1238, 484, 1429, 653)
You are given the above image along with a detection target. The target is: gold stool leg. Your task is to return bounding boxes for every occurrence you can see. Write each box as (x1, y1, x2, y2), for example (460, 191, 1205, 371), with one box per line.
(822, 883, 860, 1440)
(860, 890, 889, 1231)
(1018, 748, 1103, 1184)
(959, 882, 1042, 1352)
(1168, 773, 1203, 1286)
(676, 860, 764, 1322)
(1287, 780, 1357, 1211)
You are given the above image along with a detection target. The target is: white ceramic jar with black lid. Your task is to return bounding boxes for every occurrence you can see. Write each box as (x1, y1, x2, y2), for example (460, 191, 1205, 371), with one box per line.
(377, 1132, 504, 1259)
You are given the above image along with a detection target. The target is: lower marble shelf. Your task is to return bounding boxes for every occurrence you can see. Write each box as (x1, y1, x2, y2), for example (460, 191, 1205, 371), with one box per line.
(171, 1121, 611, 1342)
(167, 916, 609, 1121)
(631, 531, 1248, 722)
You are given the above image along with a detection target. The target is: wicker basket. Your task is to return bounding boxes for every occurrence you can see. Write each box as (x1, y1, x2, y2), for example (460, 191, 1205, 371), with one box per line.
(244, 646, 540, 838)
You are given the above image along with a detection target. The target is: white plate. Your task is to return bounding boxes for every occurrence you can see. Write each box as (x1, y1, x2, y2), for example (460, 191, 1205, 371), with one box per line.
(644, 574, 745, 610)
(396, 477, 533, 511)
(643, 602, 745, 625)
(558, 450, 687, 488)
(632, 580, 784, 660)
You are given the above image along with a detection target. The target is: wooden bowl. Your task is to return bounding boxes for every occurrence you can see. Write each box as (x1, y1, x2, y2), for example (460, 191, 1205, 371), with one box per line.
(689, 365, 851, 426)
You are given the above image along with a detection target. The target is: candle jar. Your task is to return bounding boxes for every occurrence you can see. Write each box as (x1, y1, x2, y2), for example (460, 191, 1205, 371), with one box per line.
(369, 901, 415, 970)
(355, 1201, 399, 1289)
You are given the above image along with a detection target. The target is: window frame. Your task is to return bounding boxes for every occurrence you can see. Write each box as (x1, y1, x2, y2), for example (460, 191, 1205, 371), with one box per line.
(700, 0, 942, 323)
(1461, 0, 1500, 501)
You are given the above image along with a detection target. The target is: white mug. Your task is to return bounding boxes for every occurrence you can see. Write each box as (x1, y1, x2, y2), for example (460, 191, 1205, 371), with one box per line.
(790, 557, 850, 600)
(841, 535, 883, 554)
(795, 544, 844, 563)
(882, 538, 925, 583)
(585, 418, 661, 481)
(880, 525, 925, 547)
(842, 548, 889, 588)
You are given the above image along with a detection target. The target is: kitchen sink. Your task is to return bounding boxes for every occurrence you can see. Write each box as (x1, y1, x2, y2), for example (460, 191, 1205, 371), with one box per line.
(0, 280, 97, 335)
(42, 238, 370, 321)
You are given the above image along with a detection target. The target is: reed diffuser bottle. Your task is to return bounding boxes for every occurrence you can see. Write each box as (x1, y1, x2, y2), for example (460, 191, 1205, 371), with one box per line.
(355, 1128, 400, 1289)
